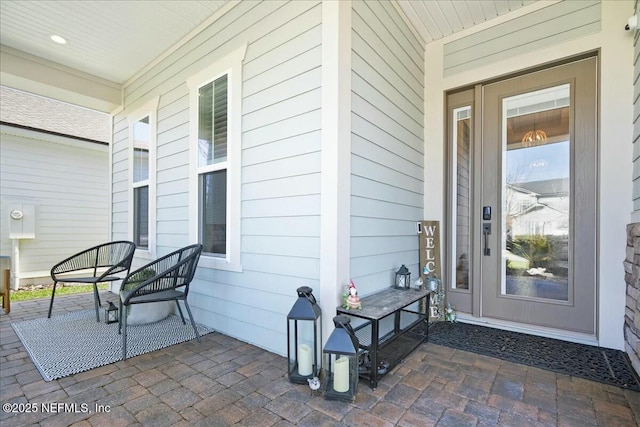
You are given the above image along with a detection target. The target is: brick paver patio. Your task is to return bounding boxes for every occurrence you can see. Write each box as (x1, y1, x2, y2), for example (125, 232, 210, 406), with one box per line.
(1, 291, 639, 426)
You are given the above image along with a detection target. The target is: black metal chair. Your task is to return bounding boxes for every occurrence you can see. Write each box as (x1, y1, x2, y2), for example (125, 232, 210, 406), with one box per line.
(48, 241, 136, 322)
(118, 244, 203, 360)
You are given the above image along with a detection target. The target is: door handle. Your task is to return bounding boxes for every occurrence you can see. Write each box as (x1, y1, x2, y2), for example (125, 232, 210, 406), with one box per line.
(483, 223, 491, 256)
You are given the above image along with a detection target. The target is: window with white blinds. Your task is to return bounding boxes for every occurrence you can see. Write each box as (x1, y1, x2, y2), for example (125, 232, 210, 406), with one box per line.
(197, 75, 228, 256)
(128, 96, 158, 258)
(187, 44, 246, 272)
(132, 117, 150, 249)
(198, 75, 228, 167)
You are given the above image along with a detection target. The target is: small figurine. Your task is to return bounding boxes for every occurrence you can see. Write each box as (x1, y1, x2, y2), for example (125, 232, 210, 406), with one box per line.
(445, 302, 457, 323)
(343, 280, 362, 310)
(307, 376, 321, 397)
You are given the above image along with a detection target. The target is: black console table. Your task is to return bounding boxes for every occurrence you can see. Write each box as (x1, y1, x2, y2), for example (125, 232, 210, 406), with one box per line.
(336, 287, 430, 389)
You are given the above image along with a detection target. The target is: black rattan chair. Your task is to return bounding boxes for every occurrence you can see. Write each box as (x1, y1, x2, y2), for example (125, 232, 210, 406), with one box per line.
(48, 241, 136, 322)
(118, 244, 203, 360)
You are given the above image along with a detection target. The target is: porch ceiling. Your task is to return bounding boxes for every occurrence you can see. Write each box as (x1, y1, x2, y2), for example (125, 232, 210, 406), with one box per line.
(0, 0, 535, 112)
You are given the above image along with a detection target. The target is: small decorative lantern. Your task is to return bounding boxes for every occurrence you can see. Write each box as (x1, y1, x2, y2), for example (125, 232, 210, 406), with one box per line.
(105, 301, 119, 324)
(395, 264, 411, 290)
(322, 315, 359, 402)
(287, 286, 322, 384)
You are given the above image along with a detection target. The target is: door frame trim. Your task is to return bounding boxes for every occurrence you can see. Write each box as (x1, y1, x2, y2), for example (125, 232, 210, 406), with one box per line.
(444, 53, 599, 340)
(472, 84, 482, 318)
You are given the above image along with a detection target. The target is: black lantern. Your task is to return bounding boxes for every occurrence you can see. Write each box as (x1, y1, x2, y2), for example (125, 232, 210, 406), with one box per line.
(105, 301, 118, 324)
(322, 315, 359, 402)
(395, 264, 411, 290)
(287, 286, 322, 384)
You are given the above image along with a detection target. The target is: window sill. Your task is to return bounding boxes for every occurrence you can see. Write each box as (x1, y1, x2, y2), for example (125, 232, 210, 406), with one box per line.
(199, 255, 242, 272)
(134, 249, 155, 261)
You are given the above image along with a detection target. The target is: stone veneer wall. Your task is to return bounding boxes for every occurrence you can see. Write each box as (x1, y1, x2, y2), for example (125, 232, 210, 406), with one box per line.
(625, 223, 640, 375)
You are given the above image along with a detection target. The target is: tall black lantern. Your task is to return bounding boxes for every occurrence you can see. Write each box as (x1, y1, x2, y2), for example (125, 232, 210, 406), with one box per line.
(287, 286, 322, 384)
(322, 315, 359, 402)
(395, 264, 411, 290)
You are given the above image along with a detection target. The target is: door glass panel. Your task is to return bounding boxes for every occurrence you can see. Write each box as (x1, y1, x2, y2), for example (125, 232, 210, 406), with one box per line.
(502, 84, 570, 301)
(453, 106, 471, 290)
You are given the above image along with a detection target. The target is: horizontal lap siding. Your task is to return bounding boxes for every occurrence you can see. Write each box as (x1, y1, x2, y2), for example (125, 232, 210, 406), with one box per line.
(238, 1, 322, 352)
(111, 116, 129, 240)
(0, 130, 109, 272)
(444, 1, 601, 77)
(112, 0, 322, 354)
(351, 0, 424, 296)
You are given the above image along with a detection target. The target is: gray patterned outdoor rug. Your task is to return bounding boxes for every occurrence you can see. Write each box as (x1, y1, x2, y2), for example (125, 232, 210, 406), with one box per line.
(11, 309, 214, 381)
(429, 321, 640, 391)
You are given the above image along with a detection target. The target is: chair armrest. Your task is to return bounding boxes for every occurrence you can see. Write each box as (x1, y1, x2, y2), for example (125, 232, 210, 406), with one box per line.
(51, 241, 136, 281)
(120, 261, 184, 304)
(120, 244, 202, 305)
(51, 250, 99, 279)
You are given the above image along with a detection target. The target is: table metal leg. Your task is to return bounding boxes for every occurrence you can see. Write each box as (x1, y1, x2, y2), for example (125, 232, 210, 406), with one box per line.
(370, 320, 379, 389)
(425, 293, 430, 341)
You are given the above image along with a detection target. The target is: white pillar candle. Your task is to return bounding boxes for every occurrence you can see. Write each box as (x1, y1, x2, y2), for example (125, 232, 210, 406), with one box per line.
(298, 344, 313, 376)
(333, 356, 350, 393)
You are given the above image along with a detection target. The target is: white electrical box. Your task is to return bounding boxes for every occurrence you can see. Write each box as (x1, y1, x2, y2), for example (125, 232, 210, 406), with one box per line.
(8, 204, 36, 239)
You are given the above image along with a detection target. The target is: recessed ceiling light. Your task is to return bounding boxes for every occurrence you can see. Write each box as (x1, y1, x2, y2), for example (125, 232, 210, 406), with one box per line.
(50, 35, 67, 44)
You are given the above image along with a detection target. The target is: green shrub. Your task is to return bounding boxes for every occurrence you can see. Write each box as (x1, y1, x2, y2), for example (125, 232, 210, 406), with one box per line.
(509, 235, 553, 268)
(122, 268, 156, 291)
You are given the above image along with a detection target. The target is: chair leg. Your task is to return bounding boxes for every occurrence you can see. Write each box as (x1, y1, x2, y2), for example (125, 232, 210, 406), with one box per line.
(175, 300, 186, 324)
(92, 284, 101, 322)
(182, 300, 201, 342)
(95, 285, 102, 308)
(118, 300, 123, 334)
(47, 281, 58, 318)
(121, 306, 128, 360)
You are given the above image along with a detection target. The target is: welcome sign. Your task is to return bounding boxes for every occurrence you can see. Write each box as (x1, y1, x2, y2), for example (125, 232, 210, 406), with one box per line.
(418, 220, 444, 321)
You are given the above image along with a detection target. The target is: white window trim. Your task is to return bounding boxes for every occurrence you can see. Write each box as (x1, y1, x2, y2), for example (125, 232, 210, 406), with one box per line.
(187, 44, 246, 272)
(127, 96, 159, 260)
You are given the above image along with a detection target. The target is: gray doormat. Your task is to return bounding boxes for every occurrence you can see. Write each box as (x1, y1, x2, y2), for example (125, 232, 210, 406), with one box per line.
(12, 309, 214, 382)
(429, 321, 640, 391)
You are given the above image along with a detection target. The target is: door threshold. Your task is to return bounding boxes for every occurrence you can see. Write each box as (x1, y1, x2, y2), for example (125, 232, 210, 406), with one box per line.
(455, 313, 599, 347)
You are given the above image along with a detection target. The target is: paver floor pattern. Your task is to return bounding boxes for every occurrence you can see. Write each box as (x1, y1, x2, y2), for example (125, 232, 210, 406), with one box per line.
(1, 292, 639, 426)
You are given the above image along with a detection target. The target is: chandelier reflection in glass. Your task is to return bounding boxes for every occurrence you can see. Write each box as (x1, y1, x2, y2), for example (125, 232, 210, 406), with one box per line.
(521, 117, 547, 147)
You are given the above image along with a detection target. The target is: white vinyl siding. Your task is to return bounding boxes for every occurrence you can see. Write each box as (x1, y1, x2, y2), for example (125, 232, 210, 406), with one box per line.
(112, 0, 322, 355)
(444, 0, 602, 77)
(350, 0, 425, 295)
(0, 126, 109, 275)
